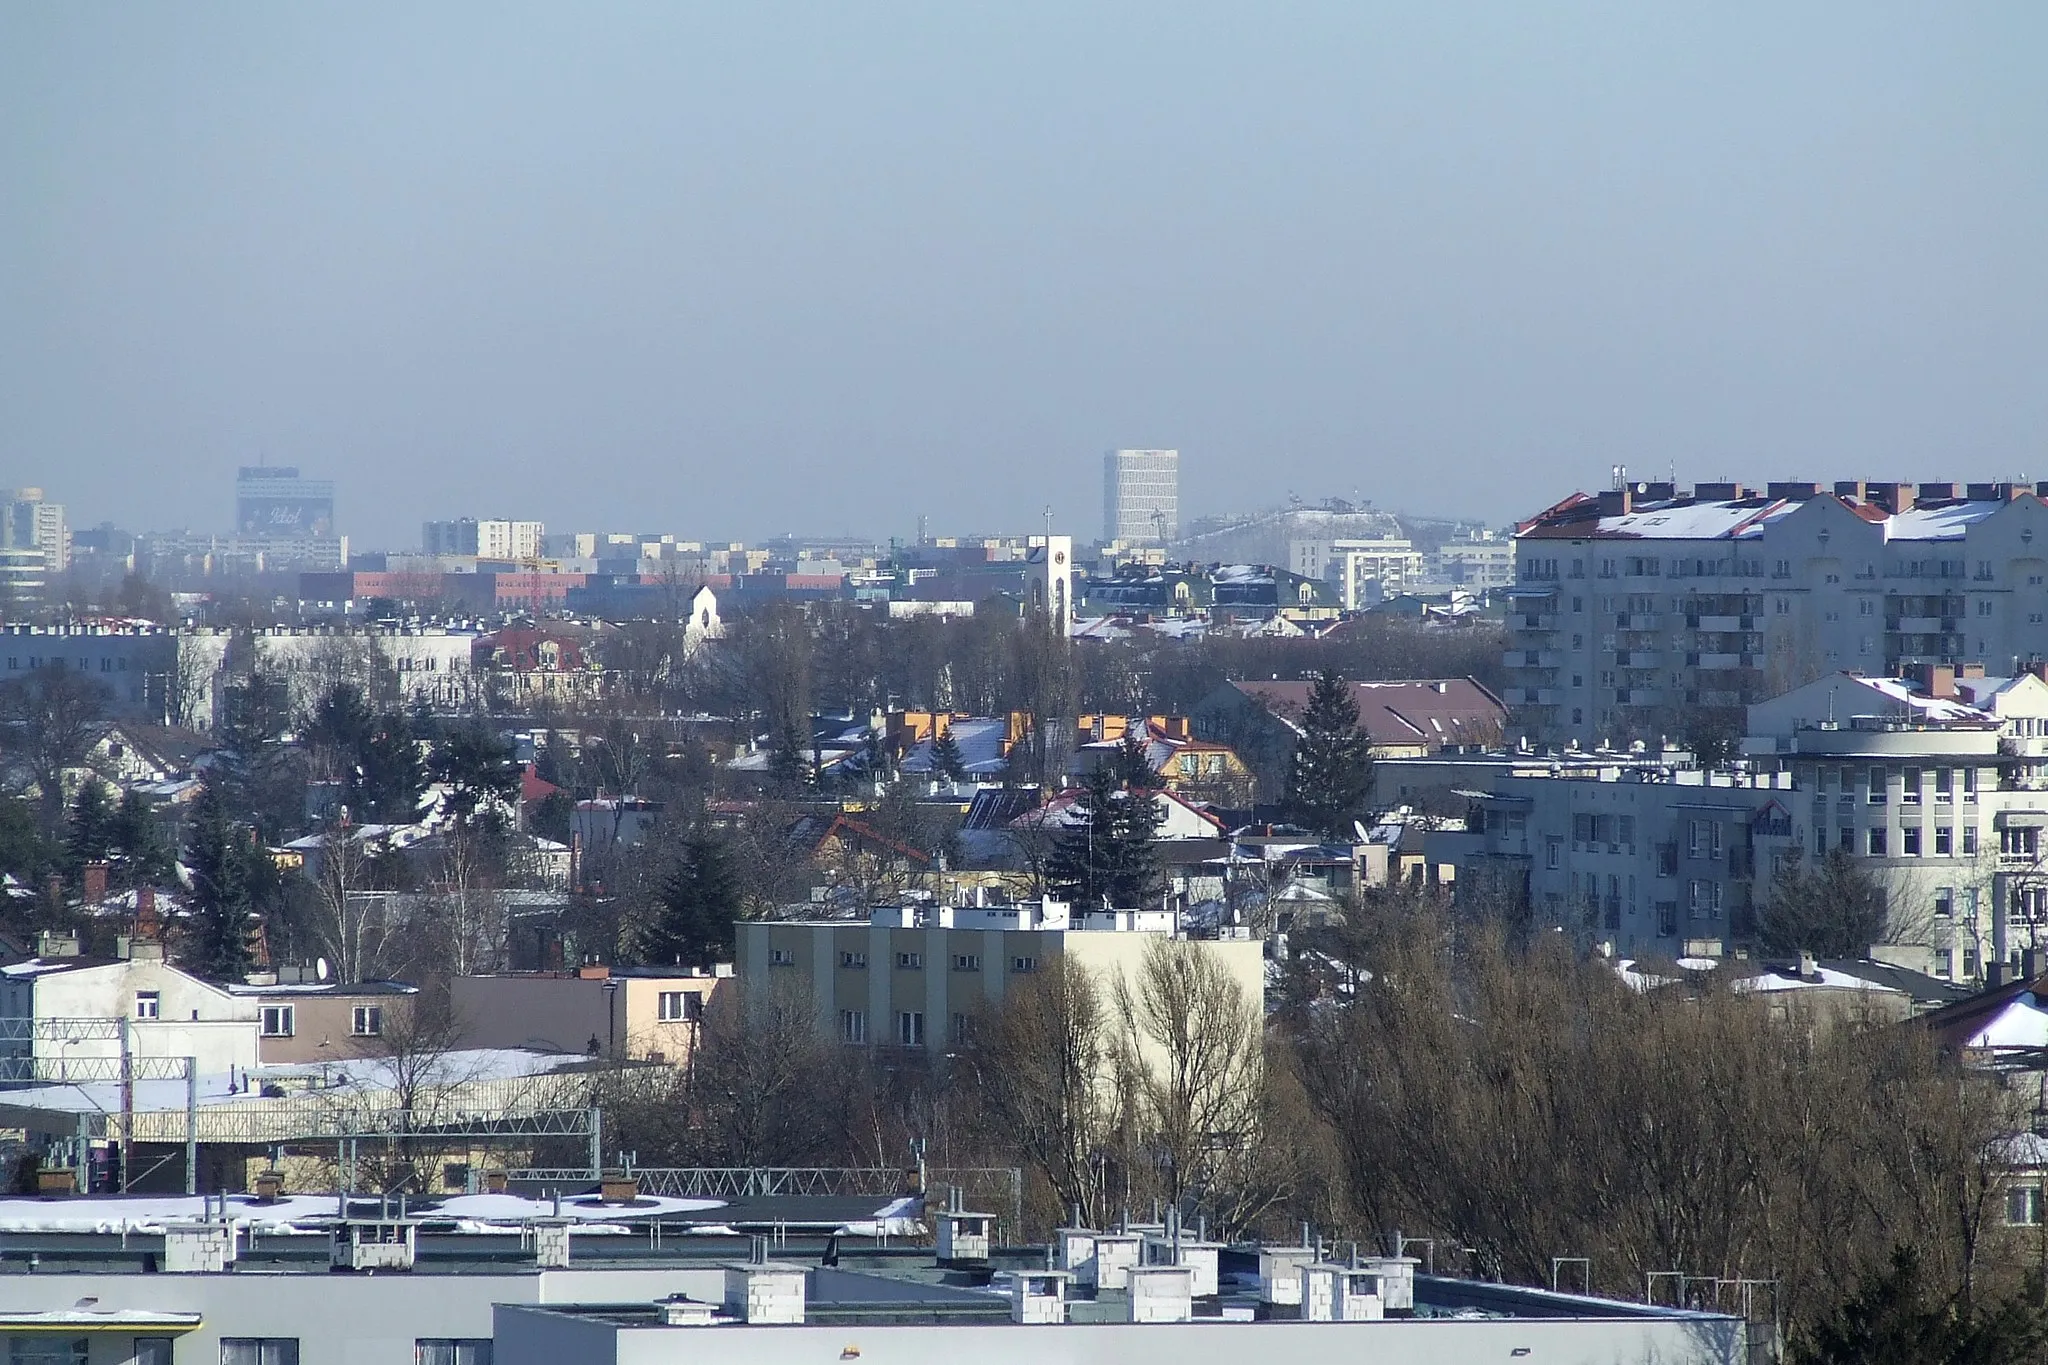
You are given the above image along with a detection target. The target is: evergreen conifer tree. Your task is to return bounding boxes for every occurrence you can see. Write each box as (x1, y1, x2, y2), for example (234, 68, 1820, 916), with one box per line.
(1283, 670, 1375, 840)
(184, 781, 255, 982)
(65, 783, 114, 880)
(931, 728, 969, 783)
(1047, 766, 1164, 908)
(634, 827, 741, 970)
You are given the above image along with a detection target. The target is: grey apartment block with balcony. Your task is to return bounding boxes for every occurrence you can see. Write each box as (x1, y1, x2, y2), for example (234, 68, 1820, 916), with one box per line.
(1430, 667, 2048, 983)
(1508, 480, 2048, 749)
(1425, 764, 1797, 958)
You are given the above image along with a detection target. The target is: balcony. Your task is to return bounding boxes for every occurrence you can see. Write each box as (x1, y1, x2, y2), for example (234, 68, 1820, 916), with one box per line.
(1690, 614, 1759, 633)
(1613, 649, 1662, 667)
(1516, 615, 1559, 633)
(1689, 653, 1760, 671)
(1891, 617, 1959, 636)
(1617, 688, 1664, 706)
(1614, 613, 1662, 631)
(1505, 650, 1565, 670)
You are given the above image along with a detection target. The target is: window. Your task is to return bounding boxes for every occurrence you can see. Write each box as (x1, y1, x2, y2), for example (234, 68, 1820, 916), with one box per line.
(260, 1005, 295, 1037)
(769, 948, 795, 966)
(1935, 769, 1953, 803)
(950, 1012, 972, 1044)
(135, 991, 160, 1021)
(894, 952, 923, 970)
(1867, 827, 1887, 856)
(1964, 768, 1979, 802)
(1010, 956, 1038, 973)
(1902, 826, 1921, 856)
(1964, 950, 1980, 978)
(135, 1340, 173, 1365)
(222, 1342, 300, 1365)
(1901, 768, 1921, 804)
(1656, 902, 1678, 936)
(351, 1006, 383, 1037)
(1935, 887, 1954, 919)
(839, 951, 867, 969)
(1936, 826, 1953, 856)
(416, 1343, 492, 1365)
(1934, 949, 1954, 978)
(1546, 837, 1561, 869)
(2007, 1187, 2044, 1227)
(951, 954, 981, 972)
(840, 1010, 866, 1044)
(657, 991, 702, 1022)
(897, 1011, 925, 1047)
(1867, 768, 1886, 804)
(1963, 825, 1979, 855)
(8, 1339, 86, 1365)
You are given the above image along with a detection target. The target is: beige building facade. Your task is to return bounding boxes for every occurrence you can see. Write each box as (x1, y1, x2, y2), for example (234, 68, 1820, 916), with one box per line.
(451, 967, 731, 1064)
(736, 901, 1264, 1051)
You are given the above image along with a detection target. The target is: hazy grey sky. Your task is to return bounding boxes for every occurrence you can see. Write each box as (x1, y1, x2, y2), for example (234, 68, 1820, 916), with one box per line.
(4, 3, 2044, 547)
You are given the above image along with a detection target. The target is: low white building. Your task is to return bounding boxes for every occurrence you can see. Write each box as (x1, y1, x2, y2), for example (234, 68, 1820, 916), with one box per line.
(0, 936, 260, 1082)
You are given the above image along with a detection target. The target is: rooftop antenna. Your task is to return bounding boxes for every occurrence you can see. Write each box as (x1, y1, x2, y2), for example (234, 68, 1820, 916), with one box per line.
(1043, 505, 1054, 540)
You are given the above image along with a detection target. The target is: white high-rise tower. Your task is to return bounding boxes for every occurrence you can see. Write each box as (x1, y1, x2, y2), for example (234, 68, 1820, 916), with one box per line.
(1102, 449, 1180, 545)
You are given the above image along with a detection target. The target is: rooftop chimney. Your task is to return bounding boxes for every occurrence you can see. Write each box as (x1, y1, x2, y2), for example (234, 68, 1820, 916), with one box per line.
(1694, 482, 1746, 502)
(1918, 482, 1959, 503)
(1766, 481, 1823, 501)
(1797, 950, 1819, 980)
(1835, 480, 1869, 503)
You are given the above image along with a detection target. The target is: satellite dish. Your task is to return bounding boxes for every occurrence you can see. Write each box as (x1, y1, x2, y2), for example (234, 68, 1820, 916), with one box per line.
(316, 957, 331, 982)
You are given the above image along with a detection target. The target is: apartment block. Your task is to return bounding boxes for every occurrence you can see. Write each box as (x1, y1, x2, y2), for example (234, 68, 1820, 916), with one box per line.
(735, 899, 1262, 1052)
(1508, 480, 2048, 747)
(1429, 667, 2048, 984)
(1289, 537, 1426, 609)
(424, 518, 546, 560)
(1434, 528, 1515, 590)
(4, 487, 69, 574)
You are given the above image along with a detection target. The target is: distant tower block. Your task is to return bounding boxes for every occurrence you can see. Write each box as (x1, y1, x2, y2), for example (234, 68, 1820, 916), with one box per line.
(1103, 449, 1180, 545)
(1027, 534, 1073, 629)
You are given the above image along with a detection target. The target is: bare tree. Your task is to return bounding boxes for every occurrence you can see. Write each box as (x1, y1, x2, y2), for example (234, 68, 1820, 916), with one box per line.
(307, 824, 395, 984)
(1112, 938, 1271, 1229)
(0, 663, 111, 833)
(968, 956, 1122, 1229)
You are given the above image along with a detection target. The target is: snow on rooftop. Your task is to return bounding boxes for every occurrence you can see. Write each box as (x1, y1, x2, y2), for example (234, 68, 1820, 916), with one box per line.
(1967, 999, 2048, 1051)
(0, 1190, 723, 1236)
(1885, 500, 2005, 540)
(0, 1048, 587, 1117)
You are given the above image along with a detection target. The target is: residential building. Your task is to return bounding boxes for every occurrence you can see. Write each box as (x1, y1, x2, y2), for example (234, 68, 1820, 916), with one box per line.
(1191, 677, 1509, 801)
(1067, 715, 1259, 808)
(451, 966, 731, 1063)
(226, 976, 420, 1065)
(1743, 667, 2048, 983)
(1289, 537, 1426, 609)
(735, 900, 1262, 1053)
(0, 624, 180, 716)
(1424, 764, 1800, 957)
(1508, 479, 2048, 747)
(4, 487, 69, 574)
(424, 518, 547, 560)
(1433, 527, 1516, 590)
(1103, 449, 1180, 545)
(1424, 666, 2048, 981)
(0, 933, 261, 1081)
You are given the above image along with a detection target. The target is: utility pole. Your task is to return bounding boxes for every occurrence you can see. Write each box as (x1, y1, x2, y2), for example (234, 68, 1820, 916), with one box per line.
(118, 1017, 133, 1193)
